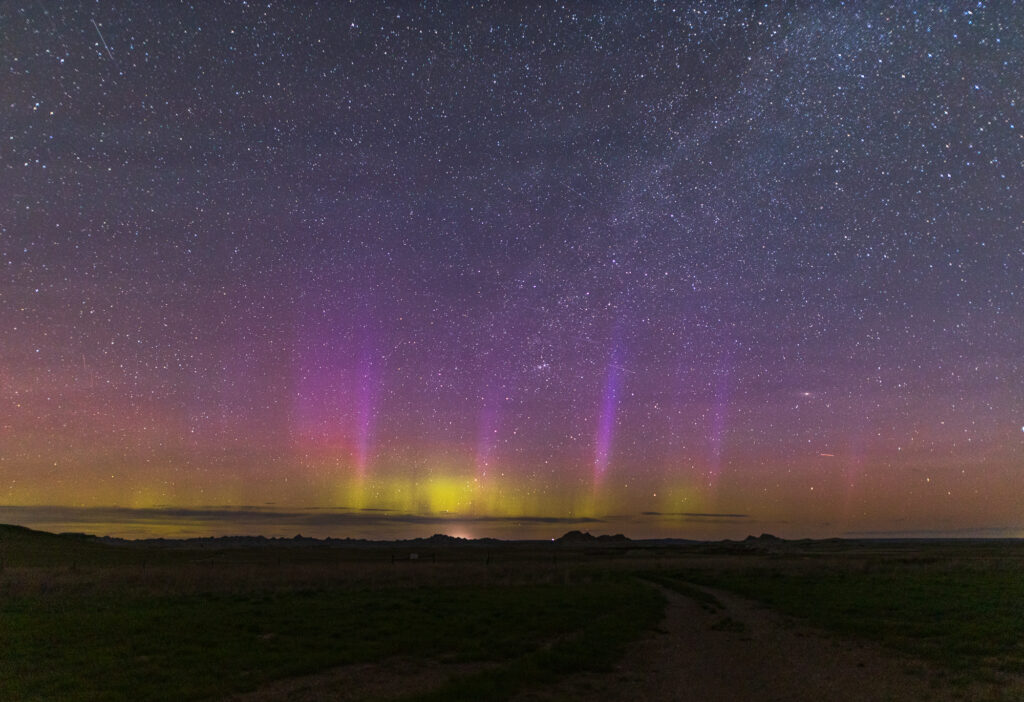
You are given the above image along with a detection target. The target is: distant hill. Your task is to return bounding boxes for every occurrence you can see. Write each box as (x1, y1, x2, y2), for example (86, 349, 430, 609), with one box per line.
(0, 524, 640, 559)
(556, 530, 631, 544)
(0, 523, 120, 566)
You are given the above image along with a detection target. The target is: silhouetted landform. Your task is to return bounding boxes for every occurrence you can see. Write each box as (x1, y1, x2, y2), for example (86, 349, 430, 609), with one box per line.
(85, 531, 505, 550)
(85, 530, 636, 550)
(6, 523, 1019, 557)
(556, 530, 630, 543)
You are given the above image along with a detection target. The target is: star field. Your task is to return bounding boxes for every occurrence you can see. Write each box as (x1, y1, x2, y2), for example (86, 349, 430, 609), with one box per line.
(2, 1, 1022, 539)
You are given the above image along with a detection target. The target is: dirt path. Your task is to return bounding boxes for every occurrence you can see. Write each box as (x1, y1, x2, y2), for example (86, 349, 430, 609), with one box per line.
(513, 581, 1008, 702)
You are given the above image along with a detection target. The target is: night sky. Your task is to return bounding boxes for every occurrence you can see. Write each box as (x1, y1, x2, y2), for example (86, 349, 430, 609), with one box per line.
(2, 1, 1022, 540)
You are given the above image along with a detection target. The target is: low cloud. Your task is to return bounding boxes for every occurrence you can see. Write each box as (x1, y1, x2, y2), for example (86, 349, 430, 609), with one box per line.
(641, 511, 751, 522)
(0, 504, 605, 533)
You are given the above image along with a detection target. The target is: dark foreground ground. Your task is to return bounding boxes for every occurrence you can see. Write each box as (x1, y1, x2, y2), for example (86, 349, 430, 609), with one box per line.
(1, 525, 1022, 701)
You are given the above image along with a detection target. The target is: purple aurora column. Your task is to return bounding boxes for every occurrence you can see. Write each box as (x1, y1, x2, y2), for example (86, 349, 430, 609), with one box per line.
(593, 334, 624, 487)
(352, 334, 378, 479)
(707, 358, 729, 488)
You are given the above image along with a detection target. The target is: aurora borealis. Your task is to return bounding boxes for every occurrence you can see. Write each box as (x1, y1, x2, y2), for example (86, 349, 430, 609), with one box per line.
(2, 2, 1022, 540)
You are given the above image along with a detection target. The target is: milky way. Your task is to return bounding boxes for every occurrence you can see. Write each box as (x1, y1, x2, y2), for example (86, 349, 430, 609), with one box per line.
(2, 2, 1022, 539)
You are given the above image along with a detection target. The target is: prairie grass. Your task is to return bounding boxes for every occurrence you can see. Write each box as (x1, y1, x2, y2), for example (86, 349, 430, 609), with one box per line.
(0, 526, 664, 702)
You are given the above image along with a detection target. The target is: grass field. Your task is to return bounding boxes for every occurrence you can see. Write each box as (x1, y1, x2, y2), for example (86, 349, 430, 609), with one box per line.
(3, 525, 1024, 700)
(0, 526, 663, 701)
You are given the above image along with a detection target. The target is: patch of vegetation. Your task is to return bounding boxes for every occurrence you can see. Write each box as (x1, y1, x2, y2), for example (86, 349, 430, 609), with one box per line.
(0, 570, 663, 701)
(404, 577, 664, 702)
(710, 616, 746, 633)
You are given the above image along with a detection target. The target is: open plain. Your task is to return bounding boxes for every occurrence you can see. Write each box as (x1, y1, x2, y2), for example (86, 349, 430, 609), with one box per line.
(1, 525, 1022, 701)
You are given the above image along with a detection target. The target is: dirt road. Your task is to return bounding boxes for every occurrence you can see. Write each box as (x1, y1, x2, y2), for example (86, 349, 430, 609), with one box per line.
(513, 582, 1006, 702)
